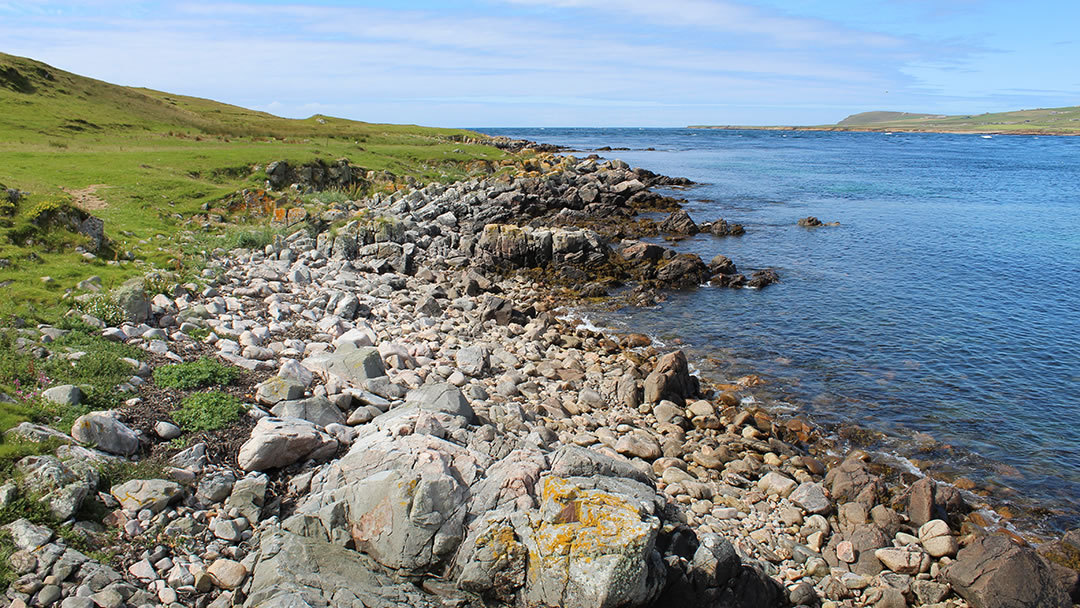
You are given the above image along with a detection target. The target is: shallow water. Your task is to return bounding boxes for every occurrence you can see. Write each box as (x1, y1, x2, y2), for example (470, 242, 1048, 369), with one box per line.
(479, 127, 1080, 533)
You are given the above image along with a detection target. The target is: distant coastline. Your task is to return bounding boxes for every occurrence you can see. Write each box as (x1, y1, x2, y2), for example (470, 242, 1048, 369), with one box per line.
(687, 124, 1080, 136)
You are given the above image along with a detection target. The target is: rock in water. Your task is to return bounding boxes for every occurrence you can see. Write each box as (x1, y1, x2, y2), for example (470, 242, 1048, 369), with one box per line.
(659, 209, 699, 235)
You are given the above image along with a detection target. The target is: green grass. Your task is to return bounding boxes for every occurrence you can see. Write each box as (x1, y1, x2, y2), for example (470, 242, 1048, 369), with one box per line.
(172, 392, 248, 432)
(153, 357, 237, 390)
(0, 51, 511, 316)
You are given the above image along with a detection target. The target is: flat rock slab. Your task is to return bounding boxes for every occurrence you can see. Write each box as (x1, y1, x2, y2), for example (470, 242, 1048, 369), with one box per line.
(110, 479, 182, 513)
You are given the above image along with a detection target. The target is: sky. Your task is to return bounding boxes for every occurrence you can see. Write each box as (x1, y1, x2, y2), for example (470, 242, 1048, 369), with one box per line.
(1, 0, 1078, 127)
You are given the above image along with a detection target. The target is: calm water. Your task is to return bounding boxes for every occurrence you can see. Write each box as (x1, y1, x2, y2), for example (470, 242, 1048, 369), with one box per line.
(479, 127, 1080, 533)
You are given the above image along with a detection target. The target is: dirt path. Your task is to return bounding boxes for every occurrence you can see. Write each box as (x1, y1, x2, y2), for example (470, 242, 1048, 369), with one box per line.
(63, 184, 109, 211)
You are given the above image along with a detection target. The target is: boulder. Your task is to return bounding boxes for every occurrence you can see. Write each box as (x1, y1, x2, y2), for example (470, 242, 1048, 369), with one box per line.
(658, 209, 699, 235)
(245, 527, 442, 608)
(255, 376, 305, 405)
(946, 535, 1071, 608)
(789, 482, 831, 514)
(746, 268, 780, 288)
(707, 255, 737, 275)
(918, 519, 958, 558)
(455, 346, 489, 377)
(798, 216, 823, 227)
(295, 432, 486, 575)
(70, 411, 139, 456)
(517, 475, 666, 608)
(237, 417, 339, 472)
(655, 254, 709, 288)
(270, 396, 346, 428)
(404, 383, 475, 424)
(301, 347, 386, 387)
(643, 351, 696, 406)
(113, 278, 150, 324)
(42, 385, 82, 406)
(110, 479, 182, 514)
(707, 219, 745, 237)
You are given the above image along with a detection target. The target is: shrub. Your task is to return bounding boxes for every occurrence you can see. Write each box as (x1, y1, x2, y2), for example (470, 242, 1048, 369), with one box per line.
(142, 271, 178, 297)
(153, 357, 237, 390)
(172, 392, 247, 432)
(74, 294, 126, 327)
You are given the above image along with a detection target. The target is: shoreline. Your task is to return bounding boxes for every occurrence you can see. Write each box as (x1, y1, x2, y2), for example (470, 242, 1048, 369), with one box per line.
(686, 125, 1080, 136)
(3, 146, 1078, 607)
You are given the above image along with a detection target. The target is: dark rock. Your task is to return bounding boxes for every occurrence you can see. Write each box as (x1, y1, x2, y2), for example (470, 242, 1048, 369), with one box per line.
(659, 209, 699, 235)
(78, 216, 106, 252)
(825, 454, 885, 507)
(655, 254, 709, 288)
(619, 241, 668, 264)
(710, 273, 747, 288)
(798, 216, 823, 227)
(706, 219, 745, 237)
(708, 255, 737, 275)
(746, 269, 780, 288)
(946, 535, 1071, 608)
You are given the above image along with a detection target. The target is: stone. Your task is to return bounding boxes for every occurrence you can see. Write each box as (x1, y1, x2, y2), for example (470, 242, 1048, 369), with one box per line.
(271, 396, 346, 428)
(789, 481, 831, 514)
(758, 471, 797, 497)
(658, 209, 699, 234)
(301, 346, 386, 387)
(615, 430, 662, 461)
(455, 346, 489, 376)
(518, 475, 666, 608)
(278, 358, 314, 387)
(907, 477, 938, 526)
(946, 535, 1071, 608)
(70, 412, 139, 456)
(918, 519, 958, 558)
(874, 547, 929, 575)
(42, 384, 82, 406)
(255, 376, 305, 405)
(113, 278, 150, 323)
(643, 350, 696, 405)
(246, 527, 440, 608)
(110, 479, 182, 513)
(196, 470, 236, 504)
(237, 417, 339, 471)
(295, 432, 483, 574)
(5, 518, 53, 550)
(207, 559, 248, 590)
(404, 383, 475, 423)
(837, 540, 856, 563)
(911, 579, 950, 605)
(225, 474, 268, 523)
(153, 421, 181, 440)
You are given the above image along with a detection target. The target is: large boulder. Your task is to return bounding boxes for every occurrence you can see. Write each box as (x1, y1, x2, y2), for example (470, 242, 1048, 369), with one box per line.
(517, 475, 667, 608)
(295, 432, 488, 575)
(643, 351, 697, 406)
(404, 383, 476, 424)
(946, 535, 1071, 608)
(270, 396, 346, 428)
(237, 417, 338, 472)
(301, 347, 386, 388)
(655, 254, 709, 288)
(110, 479, 182, 514)
(244, 527, 443, 608)
(476, 224, 553, 268)
(658, 209, 699, 235)
(113, 278, 150, 324)
(70, 411, 139, 456)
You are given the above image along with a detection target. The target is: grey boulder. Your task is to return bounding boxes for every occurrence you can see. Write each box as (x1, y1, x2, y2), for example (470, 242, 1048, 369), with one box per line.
(71, 411, 140, 456)
(238, 417, 339, 472)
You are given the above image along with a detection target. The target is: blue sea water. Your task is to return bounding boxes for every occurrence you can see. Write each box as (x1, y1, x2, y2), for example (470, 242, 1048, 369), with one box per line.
(478, 127, 1080, 533)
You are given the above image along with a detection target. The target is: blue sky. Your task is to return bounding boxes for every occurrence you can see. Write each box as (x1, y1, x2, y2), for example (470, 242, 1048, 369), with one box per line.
(2, 0, 1077, 126)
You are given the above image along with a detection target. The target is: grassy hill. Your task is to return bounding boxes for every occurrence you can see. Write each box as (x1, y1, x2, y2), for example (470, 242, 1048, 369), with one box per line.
(690, 105, 1080, 134)
(0, 52, 509, 317)
(833, 107, 1080, 133)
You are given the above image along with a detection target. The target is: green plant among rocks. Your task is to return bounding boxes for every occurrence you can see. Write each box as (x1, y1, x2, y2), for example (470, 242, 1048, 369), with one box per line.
(73, 292, 126, 326)
(172, 391, 248, 432)
(153, 356, 237, 390)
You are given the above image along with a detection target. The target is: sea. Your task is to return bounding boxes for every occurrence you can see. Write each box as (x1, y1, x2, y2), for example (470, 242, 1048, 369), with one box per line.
(476, 127, 1080, 535)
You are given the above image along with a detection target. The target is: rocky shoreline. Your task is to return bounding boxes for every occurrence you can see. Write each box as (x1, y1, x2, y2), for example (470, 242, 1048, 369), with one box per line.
(3, 151, 1079, 608)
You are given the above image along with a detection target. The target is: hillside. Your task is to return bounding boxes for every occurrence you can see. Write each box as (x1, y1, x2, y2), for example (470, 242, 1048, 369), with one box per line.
(0, 52, 510, 315)
(833, 106, 1080, 133)
(690, 104, 1080, 134)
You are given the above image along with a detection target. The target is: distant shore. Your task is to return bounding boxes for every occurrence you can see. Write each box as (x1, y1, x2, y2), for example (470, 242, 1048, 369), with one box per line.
(687, 124, 1080, 136)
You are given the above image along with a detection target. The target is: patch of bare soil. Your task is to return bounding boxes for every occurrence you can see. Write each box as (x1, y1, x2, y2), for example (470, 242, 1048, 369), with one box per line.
(63, 184, 110, 211)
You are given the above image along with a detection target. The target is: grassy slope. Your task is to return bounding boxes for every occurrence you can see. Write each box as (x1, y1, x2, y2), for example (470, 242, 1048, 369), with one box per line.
(0, 52, 508, 314)
(690, 105, 1080, 134)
